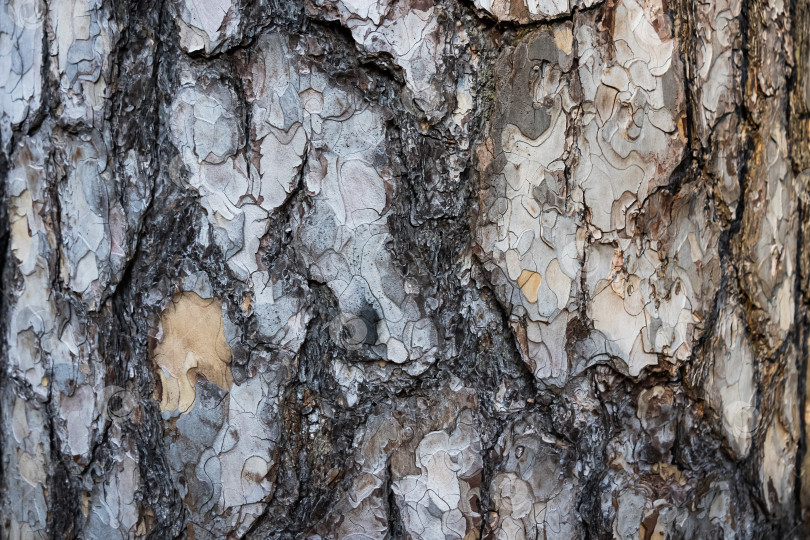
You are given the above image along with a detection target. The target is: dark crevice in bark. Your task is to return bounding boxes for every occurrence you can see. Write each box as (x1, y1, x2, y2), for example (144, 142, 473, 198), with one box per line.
(466, 262, 541, 397)
(385, 458, 404, 537)
(111, 3, 193, 537)
(460, 0, 609, 34)
(248, 280, 366, 536)
(0, 151, 7, 520)
(576, 373, 615, 536)
(797, 206, 810, 530)
(790, 0, 810, 530)
(734, 0, 769, 441)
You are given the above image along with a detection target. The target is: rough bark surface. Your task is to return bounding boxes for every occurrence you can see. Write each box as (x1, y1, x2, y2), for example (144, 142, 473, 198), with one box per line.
(1, 0, 809, 538)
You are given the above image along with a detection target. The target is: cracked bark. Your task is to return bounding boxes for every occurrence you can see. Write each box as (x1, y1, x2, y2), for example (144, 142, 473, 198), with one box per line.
(1, 0, 809, 537)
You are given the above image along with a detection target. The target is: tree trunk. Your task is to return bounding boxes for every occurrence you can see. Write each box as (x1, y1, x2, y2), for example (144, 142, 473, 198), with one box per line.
(1, 0, 808, 537)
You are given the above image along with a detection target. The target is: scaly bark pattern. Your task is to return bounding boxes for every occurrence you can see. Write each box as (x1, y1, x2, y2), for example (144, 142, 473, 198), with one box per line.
(1, 0, 809, 537)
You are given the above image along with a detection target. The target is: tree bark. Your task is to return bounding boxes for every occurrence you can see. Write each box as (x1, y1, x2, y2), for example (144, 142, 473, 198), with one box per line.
(1, 0, 808, 537)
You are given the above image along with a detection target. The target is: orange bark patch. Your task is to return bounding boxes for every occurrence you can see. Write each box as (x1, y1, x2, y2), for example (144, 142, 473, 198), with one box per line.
(517, 270, 542, 303)
(151, 292, 233, 412)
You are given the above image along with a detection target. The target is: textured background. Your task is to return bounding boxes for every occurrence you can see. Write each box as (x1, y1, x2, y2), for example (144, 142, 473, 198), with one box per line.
(1, 0, 809, 537)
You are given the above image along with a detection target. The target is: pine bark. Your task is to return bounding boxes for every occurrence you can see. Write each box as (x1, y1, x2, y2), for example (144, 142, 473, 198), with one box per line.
(1, 0, 809, 538)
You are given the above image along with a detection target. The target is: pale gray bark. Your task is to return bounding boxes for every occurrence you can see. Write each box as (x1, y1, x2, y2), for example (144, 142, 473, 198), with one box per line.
(0, 0, 808, 538)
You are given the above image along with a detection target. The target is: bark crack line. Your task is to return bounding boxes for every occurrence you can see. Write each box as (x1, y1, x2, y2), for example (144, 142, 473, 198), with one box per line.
(386, 457, 404, 537)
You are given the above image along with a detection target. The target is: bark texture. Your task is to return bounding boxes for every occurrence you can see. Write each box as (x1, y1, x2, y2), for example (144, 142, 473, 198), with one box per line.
(1, 0, 809, 537)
